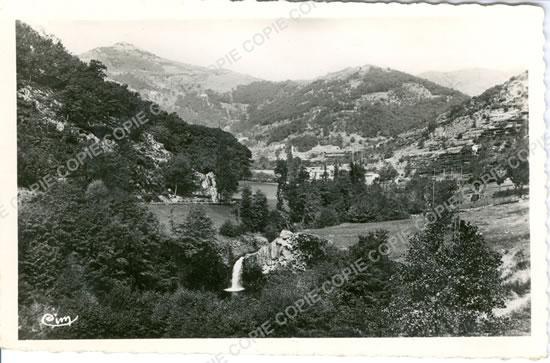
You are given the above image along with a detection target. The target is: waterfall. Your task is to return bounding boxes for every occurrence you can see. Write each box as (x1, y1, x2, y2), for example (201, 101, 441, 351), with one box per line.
(224, 256, 245, 292)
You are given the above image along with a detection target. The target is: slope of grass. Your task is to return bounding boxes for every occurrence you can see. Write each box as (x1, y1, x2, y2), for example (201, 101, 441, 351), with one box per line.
(145, 203, 237, 236)
(306, 199, 530, 335)
(305, 199, 529, 253)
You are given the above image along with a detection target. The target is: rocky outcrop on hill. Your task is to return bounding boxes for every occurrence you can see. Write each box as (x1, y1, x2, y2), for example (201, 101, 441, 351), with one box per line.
(246, 230, 329, 273)
(195, 171, 219, 203)
(225, 235, 269, 264)
(133, 133, 172, 166)
(379, 71, 528, 177)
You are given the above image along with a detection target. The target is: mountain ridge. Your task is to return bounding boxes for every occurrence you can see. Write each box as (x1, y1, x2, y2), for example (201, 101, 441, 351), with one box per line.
(78, 42, 526, 171)
(418, 68, 523, 96)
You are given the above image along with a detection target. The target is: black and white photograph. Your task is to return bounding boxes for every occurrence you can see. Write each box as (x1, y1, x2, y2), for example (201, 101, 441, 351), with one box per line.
(0, 0, 547, 358)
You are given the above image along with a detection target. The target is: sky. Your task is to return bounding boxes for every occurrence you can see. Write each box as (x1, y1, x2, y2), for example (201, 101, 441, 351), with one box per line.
(26, 16, 531, 82)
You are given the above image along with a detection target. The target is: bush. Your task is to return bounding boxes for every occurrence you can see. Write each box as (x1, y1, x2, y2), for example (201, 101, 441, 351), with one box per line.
(315, 207, 340, 228)
(263, 223, 280, 242)
(219, 220, 243, 237)
(493, 185, 528, 199)
(242, 259, 266, 293)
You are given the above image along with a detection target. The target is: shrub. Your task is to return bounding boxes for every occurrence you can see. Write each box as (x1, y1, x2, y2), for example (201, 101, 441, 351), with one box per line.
(263, 223, 280, 242)
(493, 188, 527, 199)
(294, 233, 329, 266)
(315, 207, 340, 228)
(219, 220, 243, 237)
(242, 259, 266, 293)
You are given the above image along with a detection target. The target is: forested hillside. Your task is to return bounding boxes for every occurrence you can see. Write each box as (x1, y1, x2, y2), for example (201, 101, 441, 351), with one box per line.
(17, 21, 254, 338)
(78, 44, 469, 155)
(231, 66, 469, 144)
(17, 21, 251, 197)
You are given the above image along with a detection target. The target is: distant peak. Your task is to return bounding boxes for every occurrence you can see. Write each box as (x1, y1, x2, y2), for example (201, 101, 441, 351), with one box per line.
(84, 42, 157, 58)
(319, 64, 387, 81)
(112, 42, 140, 49)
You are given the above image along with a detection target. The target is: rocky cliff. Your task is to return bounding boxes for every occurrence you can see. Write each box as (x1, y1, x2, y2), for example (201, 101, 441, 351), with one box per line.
(246, 230, 329, 273)
(369, 71, 528, 178)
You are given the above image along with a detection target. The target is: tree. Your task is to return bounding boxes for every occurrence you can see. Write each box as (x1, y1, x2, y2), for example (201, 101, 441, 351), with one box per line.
(274, 159, 288, 210)
(162, 153, 197, 196)
(178, 205, 216, 242)
(385, 217, 506, 336)
(315, 207, 339, 228)
(214, 143, 242, 200)
(239, 185, 253, 231)
(427, 120, 437, 133)
(264, 210, 290, 241)
(349, 161, 366, 185)
(173, 206, 226, 290)
(433, 179, 458, 208)
(378, 163, 398, 182)
(250, 190, 270, 232)
(468, 157, 486, 186)
(495, 169, 507, 192)
(334, 134, 344, 148)
(404, 176, 431, 214)
(301, 183, 322, 227)
(506, 159, 529, 195)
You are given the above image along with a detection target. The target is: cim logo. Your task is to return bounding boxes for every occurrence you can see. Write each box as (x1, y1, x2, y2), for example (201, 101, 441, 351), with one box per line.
(40, 312, 78, 328)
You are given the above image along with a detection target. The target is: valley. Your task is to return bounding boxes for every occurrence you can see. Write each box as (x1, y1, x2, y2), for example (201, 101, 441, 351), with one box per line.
(16, 20, 533, 340)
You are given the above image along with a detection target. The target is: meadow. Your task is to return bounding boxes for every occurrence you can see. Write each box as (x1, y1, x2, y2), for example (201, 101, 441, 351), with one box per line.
(306, 198, 530, 335)
(306, 199, 529, 254)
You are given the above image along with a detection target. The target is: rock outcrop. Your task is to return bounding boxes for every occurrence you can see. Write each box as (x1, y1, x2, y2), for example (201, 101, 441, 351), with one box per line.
(195, 171, 219, 203)
(246, 230, 329, 274)
(226, 234, 269, 261)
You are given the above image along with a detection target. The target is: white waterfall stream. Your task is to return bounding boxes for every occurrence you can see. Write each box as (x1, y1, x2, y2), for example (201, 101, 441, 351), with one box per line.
(224, 256, 245, 292)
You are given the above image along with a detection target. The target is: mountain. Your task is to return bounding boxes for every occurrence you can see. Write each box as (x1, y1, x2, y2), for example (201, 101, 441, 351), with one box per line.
(17, 22, 251, 198)
(418, 68, 522, 97)
(80, 44, 468, 147)
(229, 65, 469, 160)
(377, 71, 528, 178)
(80, 43, 259, 127)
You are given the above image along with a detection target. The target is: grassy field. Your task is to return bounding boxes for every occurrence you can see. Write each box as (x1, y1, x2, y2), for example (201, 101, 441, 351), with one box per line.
(234, 181, 278, 209)
(306, 199, 531, 335)
(147, 182, 278, 235)
(305, 199, 529, 254)
(306, 218, 419, 259)
(146, 203, 237, 236)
